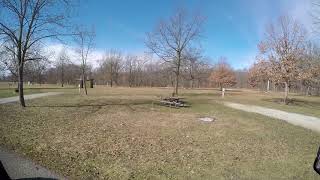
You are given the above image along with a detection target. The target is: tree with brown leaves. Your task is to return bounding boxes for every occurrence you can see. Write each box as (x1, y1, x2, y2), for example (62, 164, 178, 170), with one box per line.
(298, 43, 320, 95)
(248, 59, 271, 91)
(209, 57, 236, 91)
(258, 16, 306, 104)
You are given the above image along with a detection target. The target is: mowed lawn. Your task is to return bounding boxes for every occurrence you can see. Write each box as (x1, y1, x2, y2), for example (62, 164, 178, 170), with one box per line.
(0, 87, 319, 179)
(221, 89, 320, 118)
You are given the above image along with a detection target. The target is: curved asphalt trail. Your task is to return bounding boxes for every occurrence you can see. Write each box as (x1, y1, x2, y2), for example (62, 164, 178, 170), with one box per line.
(1, 92, 66, 179)
(0, 147, 66, 179)
(224, 102, 320, 133)
(0, 92, 63, 104)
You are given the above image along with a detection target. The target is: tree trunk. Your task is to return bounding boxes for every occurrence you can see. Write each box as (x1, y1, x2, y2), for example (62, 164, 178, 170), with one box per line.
(38, 72, 42, 85)
(82, 67, 87, 95)
(267, 80, 270, 92)
(222, 88, 225, 98)
(284, 82, 289, 105)
(61, 65, 64, 87)
(174, 53, 181, 96)
(84, 75, 87, 95)
(174, 72, 179, 96)
(190, 80, 194, 89)
(18, 64, 26, 107)
(306, 86, 310, 96)
(299, 81, 303, 95)
(110, 66, 113, 87)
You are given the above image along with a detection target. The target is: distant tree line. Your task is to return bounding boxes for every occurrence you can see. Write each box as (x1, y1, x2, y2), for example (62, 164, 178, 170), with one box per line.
(94, 49, 213, 88)
(1, 1, 320, 107)
(1, 48, 242, 90)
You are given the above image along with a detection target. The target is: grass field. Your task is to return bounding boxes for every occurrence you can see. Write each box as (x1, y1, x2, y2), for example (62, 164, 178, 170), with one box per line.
(0, 82, 77, 98)
(0, 86, 319, 179)
(220, 89, 320, 118)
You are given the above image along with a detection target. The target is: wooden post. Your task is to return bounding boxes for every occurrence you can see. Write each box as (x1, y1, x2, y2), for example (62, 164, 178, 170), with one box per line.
(306, 86, 310, 96)
(80, 79, 84, 88)
(222, 88, 225, 98)
(284, 82, 289, 104)
(89, 79, 94, 88)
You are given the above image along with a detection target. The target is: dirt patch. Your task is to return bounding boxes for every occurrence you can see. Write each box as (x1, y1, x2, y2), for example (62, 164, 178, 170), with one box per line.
(199, 117, 215, 122)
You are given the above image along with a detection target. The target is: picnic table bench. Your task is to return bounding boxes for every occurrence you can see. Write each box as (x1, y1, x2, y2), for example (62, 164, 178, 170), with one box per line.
(159, 97, 190, 108)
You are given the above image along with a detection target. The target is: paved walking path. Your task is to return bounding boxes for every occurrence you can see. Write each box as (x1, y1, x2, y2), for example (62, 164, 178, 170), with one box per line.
(224, 102, 320, 133)
(0, 92, 63, 104)
(0, 147, 66, 179)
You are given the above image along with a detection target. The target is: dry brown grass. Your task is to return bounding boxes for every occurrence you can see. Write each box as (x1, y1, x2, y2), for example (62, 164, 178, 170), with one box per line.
(0, 82, 77, 98)
(0, 87, 319, 179)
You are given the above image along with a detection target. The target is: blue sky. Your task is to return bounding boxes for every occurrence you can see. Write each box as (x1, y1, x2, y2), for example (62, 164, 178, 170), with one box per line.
(66, 0, 313, 69)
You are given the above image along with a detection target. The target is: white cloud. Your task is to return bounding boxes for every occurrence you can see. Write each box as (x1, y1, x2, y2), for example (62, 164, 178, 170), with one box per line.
(42, 43, 153, 69)
(43, 43, 104, 68)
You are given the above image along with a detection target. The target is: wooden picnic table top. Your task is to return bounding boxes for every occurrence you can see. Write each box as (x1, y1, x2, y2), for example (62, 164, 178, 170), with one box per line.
(159, 97, 190, 108)
(163, 97, 185, 100)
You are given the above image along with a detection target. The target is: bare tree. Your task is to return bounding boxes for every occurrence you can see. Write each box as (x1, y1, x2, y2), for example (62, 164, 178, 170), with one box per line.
(26, 57, 49, 84)
(56, 48, 70, 87)
(99, 50, 123, 87)
(125, 55, 138, 87)
(258, 16, 306, 104)
(0, 42, 18, 81)
(43, 61, 82, 85)
(0, 0, 72, 106)
(209, 57, 236, 90)
(195, 61, 211, 88)
(146, 9, 205, 96)
(74, 27, 95, 95)
(182, 48, 208, 88)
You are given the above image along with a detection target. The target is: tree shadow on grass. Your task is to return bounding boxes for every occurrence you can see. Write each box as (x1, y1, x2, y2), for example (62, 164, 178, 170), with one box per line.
(26, 87, 77, 90)
(181, 93, 219, 97)
(27, 101, 153, 110)
(0, 87, 76, 91)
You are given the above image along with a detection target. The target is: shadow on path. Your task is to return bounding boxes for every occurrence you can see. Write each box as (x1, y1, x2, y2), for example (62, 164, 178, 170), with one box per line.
(27, 101, 152, 108)
(262, 98, 320, 107)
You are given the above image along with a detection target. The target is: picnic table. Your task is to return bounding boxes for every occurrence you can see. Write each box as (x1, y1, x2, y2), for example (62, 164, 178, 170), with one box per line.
(159, 97, 190, 108)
